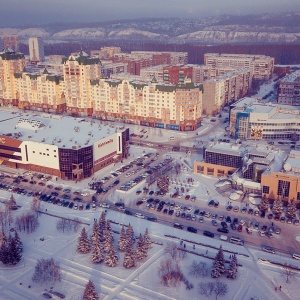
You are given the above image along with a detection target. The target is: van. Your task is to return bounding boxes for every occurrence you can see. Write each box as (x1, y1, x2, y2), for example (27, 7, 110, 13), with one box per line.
(220, 235, 228, 241)
(292, 253, 300, 260)
(229, 236, 244, 246)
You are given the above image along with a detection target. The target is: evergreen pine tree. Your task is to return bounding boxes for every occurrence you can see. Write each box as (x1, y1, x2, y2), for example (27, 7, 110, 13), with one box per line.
(14, 231, 23, 253)
(118, 225, 127, 251)
(259, 197, 269, 212)
(143, 228, 152, 250)
(272, 199, 283, 216)
(211, 246, 225, 278)
(82, 280, 99, 300)
(77, 227, 91, 254)
(98, 212, 106, 242)
(104, 239, 118, 267)
(126, 223, 135, 249)
(286, 201, 297, 219)
(91, 220, 100, 243)
(103, 220, 114, 253)
(123, 242, 136, 269)
(0, 238, 8, 265)
(136, 233, 147, 260)
(227, 254, 238, 279)
(8, 233, 22, 264)
(91, 234, 104, 264)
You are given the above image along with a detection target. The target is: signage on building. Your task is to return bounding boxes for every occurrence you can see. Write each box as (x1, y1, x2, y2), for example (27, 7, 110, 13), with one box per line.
(98, 139, 113, 148)
(0, 137, 5, 144)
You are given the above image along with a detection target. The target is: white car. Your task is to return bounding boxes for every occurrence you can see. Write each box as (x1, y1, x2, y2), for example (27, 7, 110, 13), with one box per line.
(135, 213, 145, 219)
(101, 202, 110, 208)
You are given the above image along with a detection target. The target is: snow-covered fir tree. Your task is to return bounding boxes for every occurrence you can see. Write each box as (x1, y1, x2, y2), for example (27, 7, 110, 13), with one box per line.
(126, 223, 135, 248)
(259, 197, 269, 212)
(77, 227, 91, 254)
(286, 200, 297, 219)
(91, 233, 104, 264)
(91, 220, 100, 244)
(123, 224, 136, 269)
(104, 239, 118, 267)
(0, 238, 8, 265)
(7, 233, 22, 265)
(143, 228, 152, 250)
(14, 231, 23, 253)
(136, 233, 147, 260)
(211, 245, 225, 278)
(272, 198, 283, 216)
(118, 225, 127, 251)
(227, 254, 238, 279)
(103, 225, 114, 253)
(83, 280, 99, 300)
(98, 212, 106, 242)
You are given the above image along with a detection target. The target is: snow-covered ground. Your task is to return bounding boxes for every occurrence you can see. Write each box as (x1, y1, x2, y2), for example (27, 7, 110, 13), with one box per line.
(0, 145, 299, 300)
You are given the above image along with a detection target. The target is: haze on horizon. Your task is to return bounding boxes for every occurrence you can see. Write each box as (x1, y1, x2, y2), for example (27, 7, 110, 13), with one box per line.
(1, 0, 300, 27)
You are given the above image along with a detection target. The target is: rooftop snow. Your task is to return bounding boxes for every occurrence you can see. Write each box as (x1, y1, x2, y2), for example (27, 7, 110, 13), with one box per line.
(0, 111, 127, 148)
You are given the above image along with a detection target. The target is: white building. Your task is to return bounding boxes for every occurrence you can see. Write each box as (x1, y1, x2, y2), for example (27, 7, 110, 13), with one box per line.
(29, 37, 45, 62)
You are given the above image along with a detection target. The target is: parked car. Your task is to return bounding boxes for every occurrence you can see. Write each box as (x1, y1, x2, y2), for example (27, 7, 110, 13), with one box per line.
(187, 226, 197, 233)
(262, 246, 275, 254)
(217, 227, 229, 234)
(135, 213, 145, 219)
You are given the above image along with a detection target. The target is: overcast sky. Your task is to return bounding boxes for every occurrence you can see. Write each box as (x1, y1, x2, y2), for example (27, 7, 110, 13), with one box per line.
(1, 0, 300, 27)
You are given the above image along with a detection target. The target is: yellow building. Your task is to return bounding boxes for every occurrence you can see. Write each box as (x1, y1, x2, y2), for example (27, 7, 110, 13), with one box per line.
(62, 50, 102, 116)
(0, 49, 27, 106)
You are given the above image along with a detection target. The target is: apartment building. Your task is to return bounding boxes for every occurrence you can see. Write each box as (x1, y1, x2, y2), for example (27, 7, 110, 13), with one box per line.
(0, 48, 27, 106)
(204, 53, 274, 81)
(62, 50, 102, 116)
(202, 68, 253, 115)
(140, 65, 165, 82)
(163, 65, 193, 85)
(0, 34, 18, 51)
(29, 37, 45, 63)
(14, 69, 65, 113)
(90, 78, 202, 131)
(230, 97, 300, 140)
(277, 70, 300, 105)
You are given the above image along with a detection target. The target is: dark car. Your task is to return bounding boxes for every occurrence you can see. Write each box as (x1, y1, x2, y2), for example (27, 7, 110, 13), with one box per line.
(136, 200, 143, 206)
(42, 292, 52, 299)
(221, 221, 228, 229)
(147, 217, 157, 222)
(237, 225, 243, 232)
(187, 226, 197, 233)
(226, 216, 232, 223)
(86, 203, 91, 210)
(217, 228, 229, 234)
(173, 223, 184, 229)
(203, 230, 214, 238)
(230, 223, 236, 230)
(208, 200, 215, 207)
(124, 209, 133, 215)
(68, 202, 74, 209)
(115, 202, 125, 208)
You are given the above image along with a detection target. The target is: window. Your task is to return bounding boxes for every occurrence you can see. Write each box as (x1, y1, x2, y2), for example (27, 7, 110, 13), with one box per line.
(262, 186, 269, 194)
(277, 180, 290, 198)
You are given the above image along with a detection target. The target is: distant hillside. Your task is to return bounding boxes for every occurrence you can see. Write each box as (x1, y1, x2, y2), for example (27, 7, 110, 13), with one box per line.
(2, 13, 300, 44)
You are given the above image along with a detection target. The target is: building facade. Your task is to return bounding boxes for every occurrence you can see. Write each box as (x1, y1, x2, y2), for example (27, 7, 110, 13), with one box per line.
(277, 70, 300, 105)
(202, 68, 253, 115)
(0, 112, 129, 180)
(28, 37, 45, 63)
(204, 53, 274, 81)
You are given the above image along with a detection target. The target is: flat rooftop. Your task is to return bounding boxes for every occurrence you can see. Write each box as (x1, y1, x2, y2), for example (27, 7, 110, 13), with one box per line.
(0, 111, 127, 149)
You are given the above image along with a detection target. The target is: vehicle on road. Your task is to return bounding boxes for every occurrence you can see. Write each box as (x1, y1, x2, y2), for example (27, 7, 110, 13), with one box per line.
(173, 223, 184, 229)
(229, 237, 244, 245)
(135, 213, 145, 219)
(292, 253, 300, 260)
(187, 226, 197, 233)
(262, 246, 275, 254)
(203, 230, 214, 238)
(217, 228, 229, 234)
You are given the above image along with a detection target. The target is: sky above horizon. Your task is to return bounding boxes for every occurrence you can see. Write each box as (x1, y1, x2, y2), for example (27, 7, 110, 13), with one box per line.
(1, 0, 300, 27)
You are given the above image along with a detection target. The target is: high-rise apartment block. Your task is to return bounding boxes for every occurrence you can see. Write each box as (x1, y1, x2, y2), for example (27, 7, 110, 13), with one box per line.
(202, 68, 253, 115)
(277, 70, 300, 105)
(0, 48, 27, 106)
(0, 34, 18, 51)
(29, 37, 45, 62)
(204, 53, 274, 81)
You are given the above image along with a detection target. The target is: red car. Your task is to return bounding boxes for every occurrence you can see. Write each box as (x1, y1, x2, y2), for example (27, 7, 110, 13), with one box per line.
(237, 225, 243, 232)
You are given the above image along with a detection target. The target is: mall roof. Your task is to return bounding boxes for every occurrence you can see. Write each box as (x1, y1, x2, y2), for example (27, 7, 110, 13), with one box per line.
(0, 111, 127, 149)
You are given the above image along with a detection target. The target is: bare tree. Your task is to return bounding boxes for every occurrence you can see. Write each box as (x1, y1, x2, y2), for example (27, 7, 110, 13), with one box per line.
(198, 282, 215, 298)
(198, 282, 228, 300)
(30, 197, 41, 216)
(165, 242, 186, 262)
(32, 258, 61, 285)
(214, 281, 228, 300)
(189, 261, 209, 278)
(15, 212, 39, 234)
(282, 263, 296, 283)
(56, 218, 81, 233)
